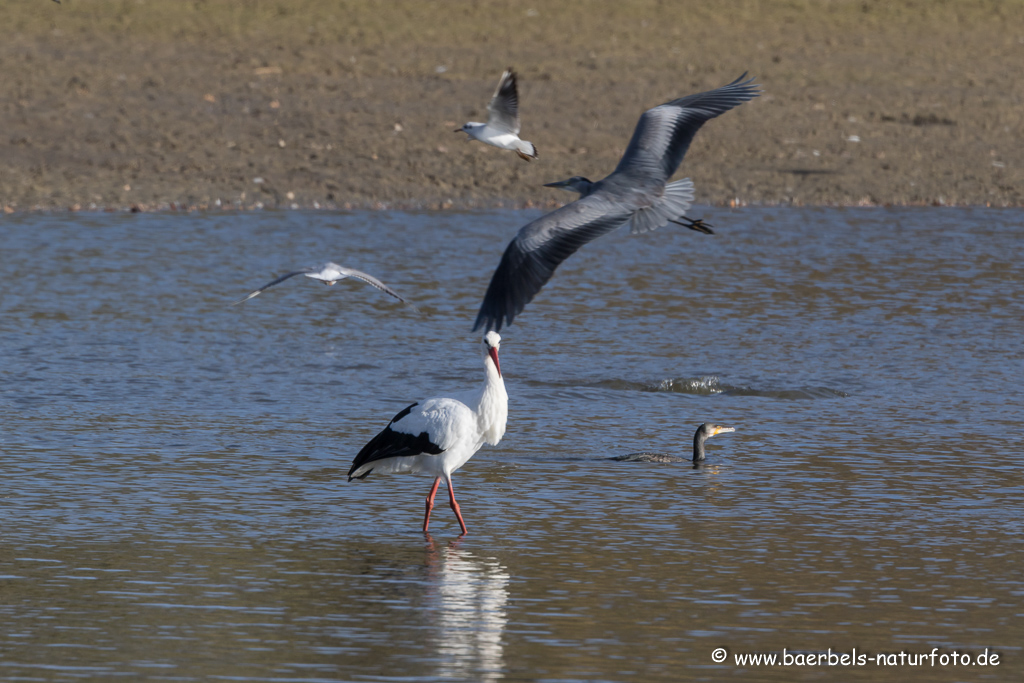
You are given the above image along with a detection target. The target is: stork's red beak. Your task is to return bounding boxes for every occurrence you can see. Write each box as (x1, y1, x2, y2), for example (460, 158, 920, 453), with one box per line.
(488, 346, 501, 377)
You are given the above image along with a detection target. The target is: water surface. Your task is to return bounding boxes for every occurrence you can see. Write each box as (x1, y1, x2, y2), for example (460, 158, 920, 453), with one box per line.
(1, 208, 1022, 681)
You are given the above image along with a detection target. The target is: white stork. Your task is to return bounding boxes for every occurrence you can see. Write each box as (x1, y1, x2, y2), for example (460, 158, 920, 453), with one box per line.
(348, 332, 508, 535)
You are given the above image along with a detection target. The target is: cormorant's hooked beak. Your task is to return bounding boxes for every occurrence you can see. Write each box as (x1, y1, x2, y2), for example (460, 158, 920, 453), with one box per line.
(710, 426, 736, 436)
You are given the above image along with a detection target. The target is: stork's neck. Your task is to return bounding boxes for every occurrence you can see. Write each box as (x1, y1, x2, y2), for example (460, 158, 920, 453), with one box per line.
(475, 353, 508, 445)
(479, 353, 505, 404)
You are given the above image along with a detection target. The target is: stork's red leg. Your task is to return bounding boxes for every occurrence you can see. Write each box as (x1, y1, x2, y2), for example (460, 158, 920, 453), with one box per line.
(423, 477, 442, 532)
(446, 476, 468, 536)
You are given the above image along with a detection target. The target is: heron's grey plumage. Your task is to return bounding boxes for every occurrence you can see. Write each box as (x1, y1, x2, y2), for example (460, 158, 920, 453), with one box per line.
(547, 176, 700, 235)
(234, 262, 410, 306)
(473, 74, 760, 332)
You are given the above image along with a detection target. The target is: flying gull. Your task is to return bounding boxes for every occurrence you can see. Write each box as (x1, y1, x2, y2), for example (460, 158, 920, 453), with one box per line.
(233, 262, 411, 306)
(473, 74, 760, 332)
(456, 68, 538, 161)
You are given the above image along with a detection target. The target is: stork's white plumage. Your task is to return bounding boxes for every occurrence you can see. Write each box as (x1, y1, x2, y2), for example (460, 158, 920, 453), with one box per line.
(348, 332, 508, 535)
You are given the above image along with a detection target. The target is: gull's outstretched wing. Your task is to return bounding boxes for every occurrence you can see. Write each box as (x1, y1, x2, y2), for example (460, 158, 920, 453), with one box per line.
(486, 68, 521, 135)
(323, 264, 411, 305)
(472, 196, 634, 332)
(232, 269, 313, 305)
(611, 74, 760, 184)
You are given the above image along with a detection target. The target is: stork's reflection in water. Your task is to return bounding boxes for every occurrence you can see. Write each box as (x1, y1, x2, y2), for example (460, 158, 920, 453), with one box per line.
(424, 535, 509, 681)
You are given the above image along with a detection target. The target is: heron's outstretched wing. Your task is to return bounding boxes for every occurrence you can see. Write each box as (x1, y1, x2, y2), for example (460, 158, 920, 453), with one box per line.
(326, 265, 412, 305)
(232, 269, 313, 305)
(611, 74, 760, 184)
(473, 195, 634, 332)
(486, 68, 521, 135)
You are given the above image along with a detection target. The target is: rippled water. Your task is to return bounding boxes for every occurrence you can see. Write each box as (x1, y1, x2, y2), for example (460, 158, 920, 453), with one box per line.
(1, 208, 1022, 681)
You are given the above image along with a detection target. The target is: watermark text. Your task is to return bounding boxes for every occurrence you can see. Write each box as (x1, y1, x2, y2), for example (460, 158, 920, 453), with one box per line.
(710, 647, 999, 667)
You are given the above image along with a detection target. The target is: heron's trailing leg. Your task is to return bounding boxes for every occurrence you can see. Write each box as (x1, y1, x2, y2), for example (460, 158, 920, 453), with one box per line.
(669, 216, 714, 234)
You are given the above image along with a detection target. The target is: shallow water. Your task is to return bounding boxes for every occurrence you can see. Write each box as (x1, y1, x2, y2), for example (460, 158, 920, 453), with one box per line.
(1, 207, 1022, 681)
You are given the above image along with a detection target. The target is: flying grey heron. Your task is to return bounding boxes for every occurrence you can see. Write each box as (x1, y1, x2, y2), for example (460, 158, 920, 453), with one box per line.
(233, 262, 411, 306)
(472, 74, 760, 332)
(456, 68, 538, 161)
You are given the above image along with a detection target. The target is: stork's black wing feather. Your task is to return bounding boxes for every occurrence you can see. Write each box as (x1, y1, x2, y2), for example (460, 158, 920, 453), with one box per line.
(347, 403, 443, 481)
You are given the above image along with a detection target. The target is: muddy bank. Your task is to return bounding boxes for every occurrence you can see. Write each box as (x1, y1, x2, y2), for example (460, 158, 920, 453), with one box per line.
(2, 0, 1021, 211)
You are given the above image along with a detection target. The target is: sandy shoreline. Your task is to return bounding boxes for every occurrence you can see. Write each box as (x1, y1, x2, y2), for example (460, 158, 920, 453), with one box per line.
(2, 0, 1022, 212)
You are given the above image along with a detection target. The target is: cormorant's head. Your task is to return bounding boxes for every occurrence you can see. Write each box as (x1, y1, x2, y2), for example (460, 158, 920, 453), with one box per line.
(543, 176, 594, 197)
(692, 423, 735, 463)
(700, 423, 735, 439)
